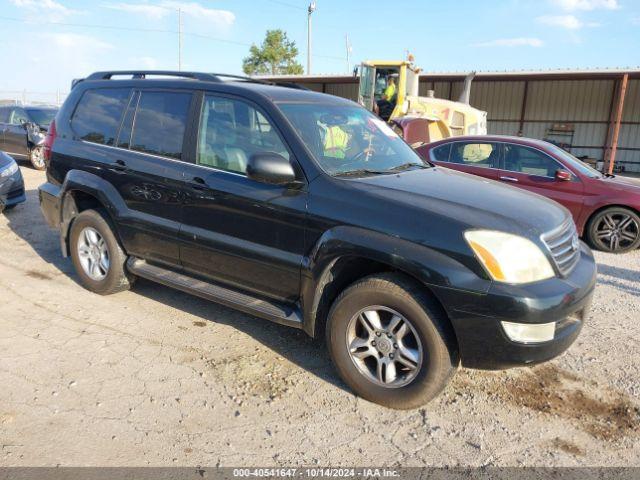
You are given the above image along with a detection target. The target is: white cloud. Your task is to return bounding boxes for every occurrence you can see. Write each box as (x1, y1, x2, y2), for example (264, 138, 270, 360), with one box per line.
(161, 1, 235, 27)
(104, 1, 235, 27)
(42, 32, 114, 50)
(104, 2, 169, 19)
(9, 0, 81, 19)
(537, 14, 599, 29)
(129, 56, 160, 69)
(473, 38, 544, 48)
(550, 0, 619, 11)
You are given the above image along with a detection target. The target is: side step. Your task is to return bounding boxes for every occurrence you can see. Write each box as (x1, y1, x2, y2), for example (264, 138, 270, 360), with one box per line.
(126, 257, 303, 329)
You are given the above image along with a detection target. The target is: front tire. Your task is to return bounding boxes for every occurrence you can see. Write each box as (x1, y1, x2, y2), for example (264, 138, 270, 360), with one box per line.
(326, 273, 458, 409)
(29, 146, 46, 170)
(586, 207, 640, 253)
(69, 209, 133, 295)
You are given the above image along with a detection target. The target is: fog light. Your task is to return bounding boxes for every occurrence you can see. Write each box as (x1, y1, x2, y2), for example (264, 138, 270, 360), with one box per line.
(501, 321, 556, 344)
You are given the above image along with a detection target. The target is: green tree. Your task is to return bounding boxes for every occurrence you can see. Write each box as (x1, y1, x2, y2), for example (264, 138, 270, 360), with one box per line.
(242, 29, 304, 76)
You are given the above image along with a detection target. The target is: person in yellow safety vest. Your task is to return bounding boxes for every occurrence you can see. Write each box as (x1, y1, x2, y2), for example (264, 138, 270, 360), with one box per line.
(323, 123, 350, 159)
(383, 76, 397, 102)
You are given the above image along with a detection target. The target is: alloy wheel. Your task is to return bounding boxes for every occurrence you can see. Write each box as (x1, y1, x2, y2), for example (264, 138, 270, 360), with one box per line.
(346, 306, 423, 388)
(594, 212, 639, 252)
(30, 147, 45, 170)
(77, 227, 110, 281)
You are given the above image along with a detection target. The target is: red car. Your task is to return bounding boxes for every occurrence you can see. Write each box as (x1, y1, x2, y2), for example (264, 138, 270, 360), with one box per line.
(416, 135, 640, 253)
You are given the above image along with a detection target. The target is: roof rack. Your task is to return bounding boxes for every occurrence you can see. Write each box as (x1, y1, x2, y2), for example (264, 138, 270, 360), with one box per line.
(85, 71, 219, 81)
(79, 70, 308, 91)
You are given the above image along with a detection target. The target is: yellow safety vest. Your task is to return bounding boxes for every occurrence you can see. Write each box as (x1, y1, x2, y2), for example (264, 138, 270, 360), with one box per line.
(384, 83, 396, 101)
(324, 126, 349, 159)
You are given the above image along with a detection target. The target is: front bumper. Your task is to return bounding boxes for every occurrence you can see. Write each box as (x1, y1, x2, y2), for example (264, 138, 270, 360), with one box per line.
(38, 181, 62, 228)
(0, 172, 26, 209)
(433, 243, 596, 369)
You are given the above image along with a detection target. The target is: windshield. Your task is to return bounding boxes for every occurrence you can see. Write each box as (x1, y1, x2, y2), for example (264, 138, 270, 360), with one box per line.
(277, 103, 428, 176)
(546, 144, 603, 178)
(25, 108, 57, 128)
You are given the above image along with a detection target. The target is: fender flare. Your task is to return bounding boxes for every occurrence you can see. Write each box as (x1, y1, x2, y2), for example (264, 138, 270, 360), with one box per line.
(300, 225, 489, 336)
(59, 169, 128, 256)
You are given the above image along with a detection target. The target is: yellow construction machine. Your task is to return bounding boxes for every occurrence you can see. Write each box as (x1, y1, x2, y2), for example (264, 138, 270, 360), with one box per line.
(356, 58, 487, 145)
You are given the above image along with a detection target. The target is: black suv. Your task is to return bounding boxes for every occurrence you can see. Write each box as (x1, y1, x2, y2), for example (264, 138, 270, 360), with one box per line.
(39, 71, 596, 408)
(0, 104, 57, 170)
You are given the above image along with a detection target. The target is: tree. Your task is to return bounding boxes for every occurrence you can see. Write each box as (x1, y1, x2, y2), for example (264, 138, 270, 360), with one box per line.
(242, 29, 304, 76)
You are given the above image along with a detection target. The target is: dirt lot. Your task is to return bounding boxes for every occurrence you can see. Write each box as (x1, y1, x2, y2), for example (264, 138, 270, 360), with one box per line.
(1, 166, 639, 467)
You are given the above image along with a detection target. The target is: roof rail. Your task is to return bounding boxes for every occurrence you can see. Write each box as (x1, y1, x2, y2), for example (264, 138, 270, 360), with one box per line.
(85, 71, 219, 81)
(82, 70, 309, 91)
(209, 73, 273, 85)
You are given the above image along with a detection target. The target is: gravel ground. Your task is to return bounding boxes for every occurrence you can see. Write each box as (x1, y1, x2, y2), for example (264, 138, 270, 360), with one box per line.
(1, 166, 639, 467)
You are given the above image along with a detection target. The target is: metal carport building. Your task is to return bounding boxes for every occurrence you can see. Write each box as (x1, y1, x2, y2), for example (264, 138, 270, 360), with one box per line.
(266, 69, 640, 174)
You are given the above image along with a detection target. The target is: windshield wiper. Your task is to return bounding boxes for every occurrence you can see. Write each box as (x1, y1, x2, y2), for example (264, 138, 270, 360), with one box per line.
(388, 162, 429, 172)
(333, 169, 388, 177)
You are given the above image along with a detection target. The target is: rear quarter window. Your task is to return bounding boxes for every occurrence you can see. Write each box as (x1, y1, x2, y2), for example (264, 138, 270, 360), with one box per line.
(430, 144, 451, 162)
(71, 88, 131, 146)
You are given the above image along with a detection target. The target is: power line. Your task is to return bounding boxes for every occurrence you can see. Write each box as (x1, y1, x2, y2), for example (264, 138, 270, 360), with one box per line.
(0, 14, 348, 62)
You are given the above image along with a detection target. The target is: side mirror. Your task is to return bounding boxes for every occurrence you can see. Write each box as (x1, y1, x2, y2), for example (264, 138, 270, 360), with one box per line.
(247, 152, 297, 186)
(555, 169, 572, 182)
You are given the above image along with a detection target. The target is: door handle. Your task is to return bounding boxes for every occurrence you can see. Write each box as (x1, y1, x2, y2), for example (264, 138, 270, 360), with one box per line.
(112, 159, 128, 172)
(189, 176, 206, 190)
(500, 176, 519, 182)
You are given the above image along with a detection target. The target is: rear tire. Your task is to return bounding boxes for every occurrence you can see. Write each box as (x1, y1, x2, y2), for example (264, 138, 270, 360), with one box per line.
(326, 273, 458, 409)
(586, 207, 640, 253)
(69, 209, 133, 295)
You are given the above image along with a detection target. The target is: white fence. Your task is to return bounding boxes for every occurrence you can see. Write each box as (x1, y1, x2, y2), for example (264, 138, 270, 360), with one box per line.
(0, 91, 68, 107)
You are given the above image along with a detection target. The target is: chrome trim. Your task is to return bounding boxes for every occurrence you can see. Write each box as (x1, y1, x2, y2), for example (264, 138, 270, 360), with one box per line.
(541, 218, 580, 277)
(79, 140, 247, 178)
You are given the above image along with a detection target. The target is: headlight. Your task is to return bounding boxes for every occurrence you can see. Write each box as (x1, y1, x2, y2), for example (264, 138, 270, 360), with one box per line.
(464, 230, 555, 284)
(0, 161, 19, 178)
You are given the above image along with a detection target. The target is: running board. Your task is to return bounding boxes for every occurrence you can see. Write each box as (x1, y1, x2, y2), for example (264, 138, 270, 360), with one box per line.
(126, 258, 303, 329)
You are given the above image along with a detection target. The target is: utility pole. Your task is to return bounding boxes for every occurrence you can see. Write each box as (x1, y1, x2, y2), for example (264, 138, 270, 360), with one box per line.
(178, 8, 183, 71)
(345, 34, 352, 73)
(307, 1, 316, 75)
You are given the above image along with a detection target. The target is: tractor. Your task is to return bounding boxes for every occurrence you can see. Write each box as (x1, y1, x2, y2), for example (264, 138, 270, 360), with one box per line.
(356, 58, 487, 145)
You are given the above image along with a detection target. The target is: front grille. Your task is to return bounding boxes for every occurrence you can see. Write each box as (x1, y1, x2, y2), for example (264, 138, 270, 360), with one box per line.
(542, 218, 580, 277)
(7, 187, 24, 200)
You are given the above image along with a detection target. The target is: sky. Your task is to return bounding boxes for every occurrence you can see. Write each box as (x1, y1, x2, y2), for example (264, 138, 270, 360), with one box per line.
(1, 0, 639, 98)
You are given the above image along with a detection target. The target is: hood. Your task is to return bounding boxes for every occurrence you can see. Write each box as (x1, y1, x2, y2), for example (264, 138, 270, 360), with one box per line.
(594, 174, 640, 194)
(0, 151, 16, 169)
(350, 166, 569, 238)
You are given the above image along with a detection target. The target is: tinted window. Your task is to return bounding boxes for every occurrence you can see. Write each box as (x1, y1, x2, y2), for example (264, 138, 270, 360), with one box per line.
(197, 95, 289, 174)
(449, 142, 499, 168)
(72, 89, 130, 145)
(503, 144, 563, 177)
(431, 144, 451, 162)
(9, 108, 29, 125)
(0, 107, 9, 123)
(26, 108, 57, 128)
(130, 91, 191, 160)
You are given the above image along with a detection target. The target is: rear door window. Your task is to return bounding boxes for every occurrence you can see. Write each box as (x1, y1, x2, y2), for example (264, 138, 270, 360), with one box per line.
(449, 142, 500, 168)
(71, 88, 131, 146)
(130, 91, 191, 160)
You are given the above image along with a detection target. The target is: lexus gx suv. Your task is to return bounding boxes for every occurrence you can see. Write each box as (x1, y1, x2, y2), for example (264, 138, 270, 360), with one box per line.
(39, 71, 596, 408)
